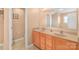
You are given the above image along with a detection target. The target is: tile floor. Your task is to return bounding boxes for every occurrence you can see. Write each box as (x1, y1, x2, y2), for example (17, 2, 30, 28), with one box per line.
(0, 44, 39, 50)
(26, 45, 39, 50)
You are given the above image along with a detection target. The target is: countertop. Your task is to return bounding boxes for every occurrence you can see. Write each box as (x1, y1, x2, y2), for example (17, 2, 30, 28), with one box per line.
(33, 28, 78, 42)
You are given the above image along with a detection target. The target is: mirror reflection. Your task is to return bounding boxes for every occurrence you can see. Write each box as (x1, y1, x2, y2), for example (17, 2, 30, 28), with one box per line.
(45, 8, 77, 31)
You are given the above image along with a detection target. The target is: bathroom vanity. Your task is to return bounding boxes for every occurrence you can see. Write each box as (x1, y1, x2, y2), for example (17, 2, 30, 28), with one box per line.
(32, 8, 79, 50)
(32, 29, 78, 50)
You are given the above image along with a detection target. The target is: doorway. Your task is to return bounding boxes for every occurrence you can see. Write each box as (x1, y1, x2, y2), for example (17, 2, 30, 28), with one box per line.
(12, 8, 25, 50)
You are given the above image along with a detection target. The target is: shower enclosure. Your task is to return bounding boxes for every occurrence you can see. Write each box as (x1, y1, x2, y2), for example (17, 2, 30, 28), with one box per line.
(12, 8, 25, 49)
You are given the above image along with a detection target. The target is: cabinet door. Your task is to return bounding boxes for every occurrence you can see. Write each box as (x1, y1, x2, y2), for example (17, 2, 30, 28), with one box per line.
(65, 40, 77, 50)
(55, 38, 67, 50)
(32, 31, 40, 48)
(55, 37, 77, 50)
(40, 33, 46, 50)
(46, 34, 53, 50)
(77, 43, 79, 50)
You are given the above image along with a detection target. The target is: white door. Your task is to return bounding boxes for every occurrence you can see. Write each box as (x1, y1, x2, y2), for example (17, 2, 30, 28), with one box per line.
(12, 8, 25, 50)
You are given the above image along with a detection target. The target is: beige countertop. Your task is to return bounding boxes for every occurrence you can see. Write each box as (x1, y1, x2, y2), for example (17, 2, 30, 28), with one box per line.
(34, 28, 78, 42)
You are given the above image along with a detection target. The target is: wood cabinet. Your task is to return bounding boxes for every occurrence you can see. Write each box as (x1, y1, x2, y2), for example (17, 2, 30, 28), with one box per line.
(40, 32, 46, 50)
(32, 31, 77, 50)
(46, 34, 54, 50)
(55, 37, 77, 50)
(32, 31, 40, 48)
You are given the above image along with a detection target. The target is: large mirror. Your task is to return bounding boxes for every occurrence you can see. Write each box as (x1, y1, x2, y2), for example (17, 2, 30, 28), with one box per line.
(45, 8, 77, 32)
(62, 11, 77, 31)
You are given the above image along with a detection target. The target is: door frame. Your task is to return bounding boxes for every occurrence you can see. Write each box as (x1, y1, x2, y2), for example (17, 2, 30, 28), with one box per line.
(25, 9, 29, 49)
(8, 8, 28, 50)
(8, 8, 13, 50)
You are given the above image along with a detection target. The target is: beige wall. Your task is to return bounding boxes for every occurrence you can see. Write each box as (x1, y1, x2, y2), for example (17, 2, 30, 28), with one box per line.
(27, 9, 49, 45)
(39, 10, 46, 27)
(4, 9, 9, 49)
(0, 9, 4, 43)
(28, 8, 40, 45)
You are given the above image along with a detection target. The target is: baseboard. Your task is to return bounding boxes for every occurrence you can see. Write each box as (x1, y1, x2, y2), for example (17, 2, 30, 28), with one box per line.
(13, 37, 24, 42)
